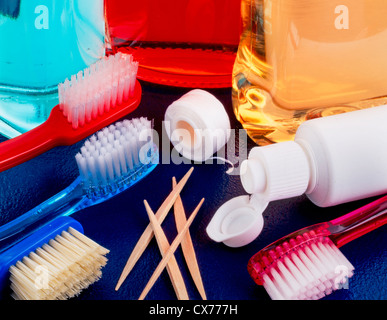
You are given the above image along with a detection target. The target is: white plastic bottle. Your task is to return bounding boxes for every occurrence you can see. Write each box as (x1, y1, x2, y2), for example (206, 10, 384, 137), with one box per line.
(207, 105, 387, 248)
(241, 105, 387, 207)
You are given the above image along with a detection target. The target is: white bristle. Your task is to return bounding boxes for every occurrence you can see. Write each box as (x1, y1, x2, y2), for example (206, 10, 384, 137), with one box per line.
(123, 140, 134, 171)
(97, 155, 108, 185)
(9, 228, 109, 300)
(75, 153, 88, 180)
(259, 234, 354, 300)
(111, 149, 121, 177)
(89, 135, 97, 144)
(97, 131, 104, 140)
(86, 156, 99, 186)
(104, 153, 115, 181)
(58, 53, 138, 129)
(117, 145, 128, 175)
(75, 118, 154, 194)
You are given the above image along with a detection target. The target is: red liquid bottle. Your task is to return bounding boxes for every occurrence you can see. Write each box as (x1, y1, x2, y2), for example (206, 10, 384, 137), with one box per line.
(104, 0, 242, 88)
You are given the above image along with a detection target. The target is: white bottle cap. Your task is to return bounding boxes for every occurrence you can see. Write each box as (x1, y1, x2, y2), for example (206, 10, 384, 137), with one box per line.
(207, 141, 311, 247)
(164, 89, 231, 162)
(241, 141, 310, 201)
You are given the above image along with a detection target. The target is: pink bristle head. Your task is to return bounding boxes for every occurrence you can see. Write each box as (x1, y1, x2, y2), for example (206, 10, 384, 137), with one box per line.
(247, 227, 354, 300)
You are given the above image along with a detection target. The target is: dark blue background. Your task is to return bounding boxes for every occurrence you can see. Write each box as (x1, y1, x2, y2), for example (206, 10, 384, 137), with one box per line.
(0, 81, 386, 301)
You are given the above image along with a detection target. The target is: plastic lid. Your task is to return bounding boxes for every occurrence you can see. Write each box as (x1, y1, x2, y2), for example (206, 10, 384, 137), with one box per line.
(164, 89, 231, 162)
(206, 195, 267, 248)
(241, 141, 310, 201)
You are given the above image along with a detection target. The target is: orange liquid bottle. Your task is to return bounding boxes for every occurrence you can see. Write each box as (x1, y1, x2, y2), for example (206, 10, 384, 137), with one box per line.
(233, 0, 387, 145)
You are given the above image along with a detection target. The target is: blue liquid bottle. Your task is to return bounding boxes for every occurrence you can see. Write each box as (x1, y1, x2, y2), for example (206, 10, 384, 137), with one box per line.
(0, 0, 105, 137)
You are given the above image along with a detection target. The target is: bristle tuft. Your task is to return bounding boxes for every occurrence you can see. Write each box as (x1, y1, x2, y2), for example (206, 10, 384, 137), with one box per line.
(58, 53, 139, 129)
(75, 117, 156, 197)
(249, 232, 355, 300)
(9, 229, 109, 300)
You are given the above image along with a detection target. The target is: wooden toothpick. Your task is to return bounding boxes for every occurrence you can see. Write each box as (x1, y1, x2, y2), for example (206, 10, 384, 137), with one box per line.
(138, 198, 205, 300)
(143, 200, 189, 300)
(115, 167, 194, 291)
(172, 177, 207, 300)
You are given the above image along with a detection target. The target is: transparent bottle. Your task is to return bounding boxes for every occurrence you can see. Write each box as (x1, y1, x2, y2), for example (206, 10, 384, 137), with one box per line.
(104, 0, 241, 88)
(232, 0, 387, 145)
(0, 0, 105, 137)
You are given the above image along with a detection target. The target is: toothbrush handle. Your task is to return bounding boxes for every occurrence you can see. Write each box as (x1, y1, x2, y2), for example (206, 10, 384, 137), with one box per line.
(332, 211, 387, 248)
(0, 119, 59, 172)
(329, 194, 387, 247)
(0, 177, 85, 253)
(0, 81, 143, 172)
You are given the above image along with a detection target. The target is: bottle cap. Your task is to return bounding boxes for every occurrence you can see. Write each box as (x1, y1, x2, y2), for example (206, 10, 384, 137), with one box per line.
(164, 89, 231, 162)
(207, 141, 310, 247)
(241, 141, 310, 201)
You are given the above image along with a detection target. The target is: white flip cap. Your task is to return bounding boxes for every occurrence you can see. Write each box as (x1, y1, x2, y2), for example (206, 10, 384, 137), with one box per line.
(164, 89, 231, 162)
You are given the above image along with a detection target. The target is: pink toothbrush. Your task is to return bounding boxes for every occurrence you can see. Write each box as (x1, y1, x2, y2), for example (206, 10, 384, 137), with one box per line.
(247, 195, 387, 300)
(0, 53, 140, 172)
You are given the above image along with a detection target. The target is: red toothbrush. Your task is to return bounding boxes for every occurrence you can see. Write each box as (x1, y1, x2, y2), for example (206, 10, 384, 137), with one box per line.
(247, 195, 387, 300)
(0, 53, 141, 172)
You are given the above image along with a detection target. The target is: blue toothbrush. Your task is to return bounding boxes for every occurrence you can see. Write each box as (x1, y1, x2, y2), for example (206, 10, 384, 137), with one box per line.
(0, 117, 159, 254)
(0, 216, 110, 299)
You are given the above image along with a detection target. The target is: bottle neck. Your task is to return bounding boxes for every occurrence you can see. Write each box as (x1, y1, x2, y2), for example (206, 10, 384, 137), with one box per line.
(294, 138, 318, 195)
(242, 141, 311, 202)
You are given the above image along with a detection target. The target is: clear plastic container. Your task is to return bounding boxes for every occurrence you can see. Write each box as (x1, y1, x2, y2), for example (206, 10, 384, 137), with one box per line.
(0, 0, 105, 137)
(104, 0, 242, 88)
(232, 0, 387, 145)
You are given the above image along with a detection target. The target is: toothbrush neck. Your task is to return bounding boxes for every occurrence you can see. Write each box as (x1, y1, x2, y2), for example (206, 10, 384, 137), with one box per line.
(0, 177, 85, 254)
(329, 194, 387, 247)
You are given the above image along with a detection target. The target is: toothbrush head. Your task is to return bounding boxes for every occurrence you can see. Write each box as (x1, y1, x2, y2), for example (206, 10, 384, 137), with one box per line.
(0, 117, 158, 257)
(75, 117, 158, 200)
(0, 53, 142, 173)
(58, 52, 139, 130)
(0, 216, 109, 300)
(247, 225, 355, 300)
